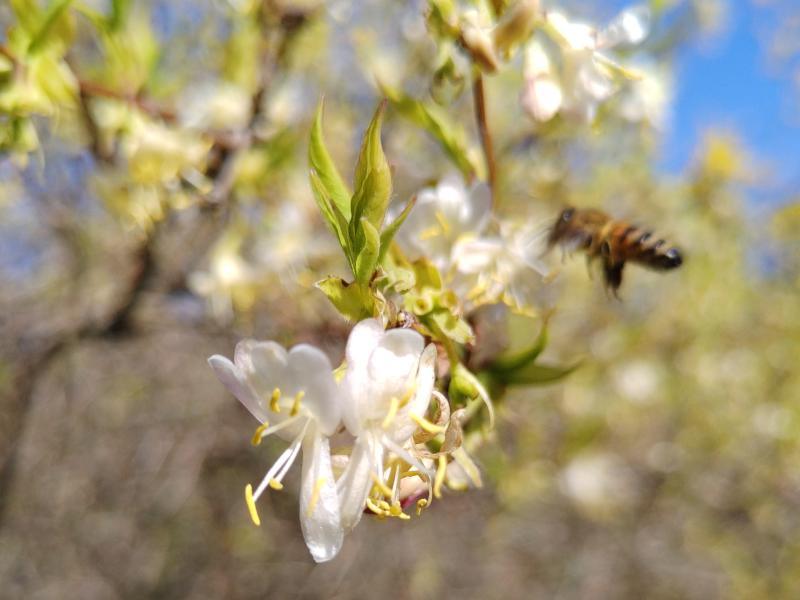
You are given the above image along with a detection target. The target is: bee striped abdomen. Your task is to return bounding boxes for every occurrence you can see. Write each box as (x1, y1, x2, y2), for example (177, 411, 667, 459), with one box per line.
(548, 206, 683, 293)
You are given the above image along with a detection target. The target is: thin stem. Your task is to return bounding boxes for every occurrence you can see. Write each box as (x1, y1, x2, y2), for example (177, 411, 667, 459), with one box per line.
(472, 72, 497, 202)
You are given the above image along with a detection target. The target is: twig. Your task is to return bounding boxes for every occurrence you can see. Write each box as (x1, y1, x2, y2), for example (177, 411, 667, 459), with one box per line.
(76, 79, 177, 123)
(472, 73, 497, 202)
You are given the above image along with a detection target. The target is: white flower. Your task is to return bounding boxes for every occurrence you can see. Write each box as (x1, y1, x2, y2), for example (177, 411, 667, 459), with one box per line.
(396, 173, 491, 271)
(208, 341, 343, 563)
(450, 221, 551, 311)
(523, 6, 651, 123)
(336, 319, 437, 530)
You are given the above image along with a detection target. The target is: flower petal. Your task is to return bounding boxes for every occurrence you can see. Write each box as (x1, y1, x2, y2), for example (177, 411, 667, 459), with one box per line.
(391, 343, 437, 442)
(208, 355, 269, 423)
(288, 344, 341, 435)
(234, 339, 289, 398)
(342, 319, 386, 435)
(300, 428, 344, 563)
(598, 6, 650, 48)
(336, 435, 379, 532)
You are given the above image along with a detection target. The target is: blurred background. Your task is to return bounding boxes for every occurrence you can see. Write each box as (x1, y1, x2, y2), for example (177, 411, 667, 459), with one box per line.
(1, 0, 799, 598)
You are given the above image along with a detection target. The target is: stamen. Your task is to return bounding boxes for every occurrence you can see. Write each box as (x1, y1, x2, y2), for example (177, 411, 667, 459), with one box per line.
(377, 499, 391, 512)
(269, 480, 284, 490)
(249, 414, 303, 444)
(306, 477, 326, 517)
(271, 420, 309, 487)
(410, 412, 446, 434)
(290, 390, 305, 417)
(381, 396, 400, 429)
(251, 422, 269, 446)
(434, 455, 447, 499)
(270, 387, 281, 412)
(371, 472, 393, 498)
(245, 484, 261, 526)
(366, 497, 386, 516)
(389, 502, 410, 520)
(416, 498, 428, 516)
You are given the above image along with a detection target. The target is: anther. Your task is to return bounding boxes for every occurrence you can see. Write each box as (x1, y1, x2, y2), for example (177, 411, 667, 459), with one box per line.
(382, 397, 400, 429)
(270, 388, 281, 413)
(290, 390, 305, 417)
(251, 422, 269, 446)
(245, 484, 261, 526)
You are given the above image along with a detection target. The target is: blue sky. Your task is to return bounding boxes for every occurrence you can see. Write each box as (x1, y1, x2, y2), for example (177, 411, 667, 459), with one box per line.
(659, 0, 799, 204)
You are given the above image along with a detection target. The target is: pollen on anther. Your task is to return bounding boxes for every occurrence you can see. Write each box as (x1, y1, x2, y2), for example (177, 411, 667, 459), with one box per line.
(251, 422, 269, 446)
(270, 388, 281, 413)
(269, 479, 284, 490)
(290, 390, 305, 417)
(245, 484, 261, 526)
(416, 498, 429, 516)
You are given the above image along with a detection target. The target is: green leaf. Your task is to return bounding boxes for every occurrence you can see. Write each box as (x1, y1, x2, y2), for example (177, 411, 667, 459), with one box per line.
(378, 194, 416, 265)
(502, 361, 580, 386)
(309, 99, 352, 220)
(354, 218, 380, 284)
(351, 100, 392, 230)
(28, 0, 75, 55)
(382, 82, 482, 181)
(426, 308, 474, 344)
(489, 314, 550, 373)
(411, 257, 443, 291)
(309, 169, 351, 264)
(109, 0, 131, 30)
(316, 277, 377, 321)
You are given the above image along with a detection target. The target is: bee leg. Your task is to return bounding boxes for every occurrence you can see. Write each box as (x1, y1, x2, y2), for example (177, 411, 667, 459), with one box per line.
(602, 260, 625, 299)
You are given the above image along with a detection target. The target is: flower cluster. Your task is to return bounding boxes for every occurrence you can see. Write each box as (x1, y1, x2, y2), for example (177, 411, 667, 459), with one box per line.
(209, 319, 457, 562)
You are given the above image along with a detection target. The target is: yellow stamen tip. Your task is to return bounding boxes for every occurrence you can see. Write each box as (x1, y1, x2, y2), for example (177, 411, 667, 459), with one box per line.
(251, 422, 269, 446)
(245, 484, 261, 526)
(270, 388, 281, 413)
(290, 390, 304, 417)
(410, 412, 446, 434)
(416, 498, 428, 516)
(269, 479, 284, 490)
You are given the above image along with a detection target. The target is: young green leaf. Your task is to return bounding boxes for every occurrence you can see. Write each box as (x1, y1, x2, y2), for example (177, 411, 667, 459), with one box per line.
(316, 277, 377, 321)
(378, 194, 416, 265)
(309, 169, 351, 265)
(309, 100, 352, 220)
(426, 308, 474, 344)
(382, 82, 482, 181)
(351, 100, 392, 230)
(354, 218, 380, 284)
(27, 0, 75, 55)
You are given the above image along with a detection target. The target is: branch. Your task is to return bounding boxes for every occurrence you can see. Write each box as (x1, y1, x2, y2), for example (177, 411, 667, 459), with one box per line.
(472, 73, 497, 202)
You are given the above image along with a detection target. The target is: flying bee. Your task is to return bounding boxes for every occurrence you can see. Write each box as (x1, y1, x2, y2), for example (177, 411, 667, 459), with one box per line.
(547, 206, 683, 295)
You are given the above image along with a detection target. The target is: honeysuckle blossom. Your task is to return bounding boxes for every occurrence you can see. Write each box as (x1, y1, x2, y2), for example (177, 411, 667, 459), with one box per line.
(396, 173, 491, 271)
(396, 174, 550, 310)
(450, 221, 551, 311)
(208, 340, 343, 562)
(336, 319, 438, 530)
(522, 6, 651, 123)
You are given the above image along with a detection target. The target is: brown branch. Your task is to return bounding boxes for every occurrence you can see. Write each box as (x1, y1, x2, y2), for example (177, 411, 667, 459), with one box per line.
(76, 79, 177, 123)
(472, 73, 497, 202)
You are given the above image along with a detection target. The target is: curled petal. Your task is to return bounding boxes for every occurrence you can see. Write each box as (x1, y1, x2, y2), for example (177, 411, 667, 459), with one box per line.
(521, 76, 563, 122)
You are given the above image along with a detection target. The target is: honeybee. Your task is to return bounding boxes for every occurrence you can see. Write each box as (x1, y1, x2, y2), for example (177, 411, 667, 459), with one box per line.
(547, 207, 683, 294)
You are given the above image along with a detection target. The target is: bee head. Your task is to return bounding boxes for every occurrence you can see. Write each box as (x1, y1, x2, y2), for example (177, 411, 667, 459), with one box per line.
(548, 206, 576, 246)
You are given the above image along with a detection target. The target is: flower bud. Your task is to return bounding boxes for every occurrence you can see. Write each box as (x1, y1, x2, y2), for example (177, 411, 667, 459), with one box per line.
(493, 0, 540, 57)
